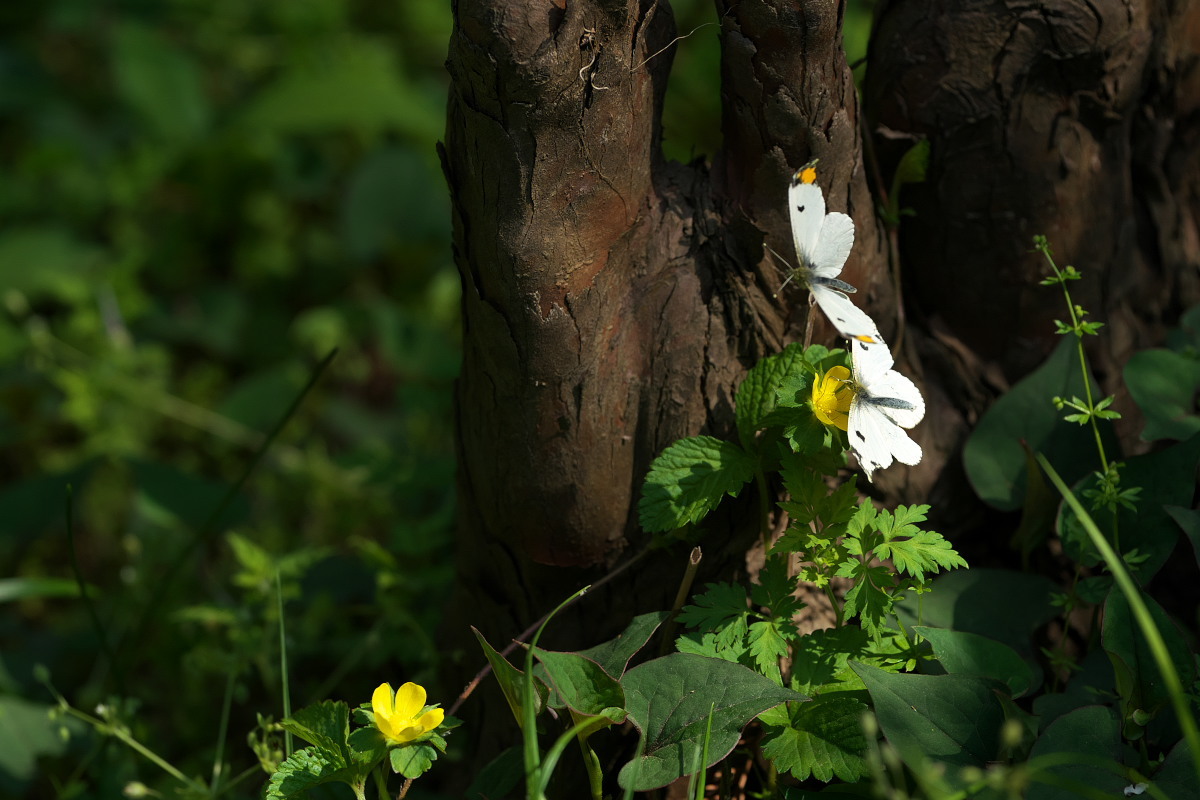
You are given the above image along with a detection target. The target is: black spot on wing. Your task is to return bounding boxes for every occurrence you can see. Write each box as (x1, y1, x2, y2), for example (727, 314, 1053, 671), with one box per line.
(855, 431, 867, 442)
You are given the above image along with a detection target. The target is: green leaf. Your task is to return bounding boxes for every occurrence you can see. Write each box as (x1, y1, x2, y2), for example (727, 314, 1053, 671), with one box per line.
(0, 578, 92, 603)
(638, 436, 756, 532)
(736, 343, 807, 449)
(0, 696, 82, 784)
(761, 694, 869, 782)
(1102, 587, 1194, 739)
(236, 39, 439, 140)
(677, 582, 749, 643)
(466, 746, 524, 800)
(279, 701, 349, 758)
(390, 742, 438, 779)
(1153, 737, 1200, 800)
(472, 627, 548, 727)
(0, 227, 104, 305)
(266, 746, 349, 799)
(576, 611, 669, 678)
(747, 620, 791, 676)
(790, 627, 876, 694)
(964, 337, 1117, 510)
(839, 562, 893, 637)
(675, 630, 749, 665)
(850, 663, 1006, 769)
(894, 568, 1059, 661)
(1059, 433, 1200, 579)
(1169, 506, 1200, 573)
(873, 506, 967, 580)
(533, 647, 626, 719)
(1123, 352, 1200, 443)
(916, 627, 1037, 698)
(111, 22, 210, 141)
(618, 654, 807, 791)
(1025, 706, 1125, 799)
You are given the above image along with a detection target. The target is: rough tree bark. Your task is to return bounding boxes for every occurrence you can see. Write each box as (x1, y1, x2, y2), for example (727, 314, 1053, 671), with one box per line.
(438, 0, 1199, 777)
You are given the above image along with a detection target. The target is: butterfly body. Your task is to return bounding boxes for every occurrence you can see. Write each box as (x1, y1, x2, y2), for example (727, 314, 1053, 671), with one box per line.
(786, 166, 879, 344)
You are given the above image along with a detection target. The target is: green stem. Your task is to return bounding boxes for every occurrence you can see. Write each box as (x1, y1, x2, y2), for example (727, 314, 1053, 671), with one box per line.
(277, 570, 293, 757)
(576, 732, 604, 800)
(210, 667, 237, 795)
(59, 704, 205, 793)
(755, 470, 772, 552)
(1037, 454, 1200, 786)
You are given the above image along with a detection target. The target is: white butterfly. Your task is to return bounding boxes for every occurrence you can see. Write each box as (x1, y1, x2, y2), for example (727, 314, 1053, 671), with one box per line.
(785, 163, 879, 344)
(848, 337, 924, 481)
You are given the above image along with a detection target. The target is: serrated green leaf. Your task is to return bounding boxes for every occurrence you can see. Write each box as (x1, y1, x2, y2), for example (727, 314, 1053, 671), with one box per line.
(279, 701, 349, 758)
(266, 746, 349, 799)
(677, 582, 749, 634)
(761, 694, 869, 782)
(736, 343, 807, 448)
(675, 630, 749, 664)
(638, 436, 756, 532)
(618, 654, 806, 791)
(840, 564, 893, 636)
(747, 621, 790, 675)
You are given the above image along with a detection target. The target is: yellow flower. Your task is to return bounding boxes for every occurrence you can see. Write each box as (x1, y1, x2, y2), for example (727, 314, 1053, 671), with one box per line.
(372, 682, 444, 745)
(812, 366, 853, 431)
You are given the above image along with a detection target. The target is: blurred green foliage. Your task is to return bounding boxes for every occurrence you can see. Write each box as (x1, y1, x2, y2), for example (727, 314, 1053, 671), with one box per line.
(1, 1, 458, 796)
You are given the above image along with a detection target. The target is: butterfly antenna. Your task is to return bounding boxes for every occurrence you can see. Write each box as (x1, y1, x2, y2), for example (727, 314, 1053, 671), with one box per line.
(765, 244, 800, 299)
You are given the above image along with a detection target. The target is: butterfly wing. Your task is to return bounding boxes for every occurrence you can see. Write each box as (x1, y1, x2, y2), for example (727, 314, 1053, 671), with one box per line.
(810, 284, 880, 344)
(788, 179, 826, 267)
(849, 397, 922, 482)
(849, 338, 924, 481)
(810, 211, 855, 282)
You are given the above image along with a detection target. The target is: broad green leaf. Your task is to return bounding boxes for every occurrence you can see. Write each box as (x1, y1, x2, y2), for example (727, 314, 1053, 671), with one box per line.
(0, 578, 92, 603)
(576, 611, 669, 678)
(532, 647, 625, 718)
(1102, 587, 1194, 739)
(0, 227, 103, 304)
(1026, 706, 1125, 799)
(466, 746, 524, 800)
(1058, 433, 1200, 579)
(1169, 505, 1200, 573)
(618, 653, 806, 791)
(341, 147, 449, 261)
(346, 727, 386, 769)
(236, 39, 439, 140)
(761, 693, 869, 782)
(893, 139, 931, 187)
(964, 337, 1116, 511)
(638, 436, 756, 532)
(735, 343, 807, 449)
(894, 568, 1058, 661)
(916, 627, 1036, 698)
(111, 22, 210, 141)
(279, 701, 349, 758)
(0, 696, 82, 783)
(1125, 349, 1200, 442)
(1030, 649, 1116, 732)
(1153, 737, 1200, 800)
(471, 627, 548, 727)
(132, 460, 250, 532)
(850, 662, 1005, 768)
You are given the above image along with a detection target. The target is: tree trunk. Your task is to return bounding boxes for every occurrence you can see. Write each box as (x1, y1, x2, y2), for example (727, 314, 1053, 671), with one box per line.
(437, 0, 1200, 780)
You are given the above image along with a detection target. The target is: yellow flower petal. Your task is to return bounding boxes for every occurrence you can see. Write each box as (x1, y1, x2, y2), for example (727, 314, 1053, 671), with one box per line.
(371, 683, 395, 719)
(812, 366, 852, 431)
(394, 682, 426, 719)
(416, 708, 445, 733)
